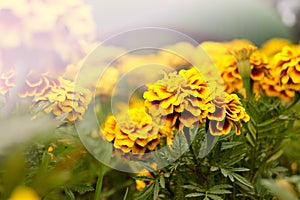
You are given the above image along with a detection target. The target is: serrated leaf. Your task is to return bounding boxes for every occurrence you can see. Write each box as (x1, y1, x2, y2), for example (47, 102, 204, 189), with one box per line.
(231, 173, 253, 189)
(185, 193, 205, 197)
(69, 184, 94, 195)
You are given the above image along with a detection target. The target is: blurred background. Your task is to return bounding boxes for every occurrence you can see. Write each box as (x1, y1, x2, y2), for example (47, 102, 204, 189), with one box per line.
(85, 0, 300, 45)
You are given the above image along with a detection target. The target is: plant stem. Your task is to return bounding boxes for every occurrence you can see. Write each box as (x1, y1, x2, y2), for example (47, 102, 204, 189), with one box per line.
(94, 163, 106, 200)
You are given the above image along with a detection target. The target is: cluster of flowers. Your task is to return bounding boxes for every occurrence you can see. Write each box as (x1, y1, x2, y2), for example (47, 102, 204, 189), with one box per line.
(100, 38, 300, 157)
(0, 70, 92, 123)
(202, 38, 300, 101)
(101, 66, 250, 154)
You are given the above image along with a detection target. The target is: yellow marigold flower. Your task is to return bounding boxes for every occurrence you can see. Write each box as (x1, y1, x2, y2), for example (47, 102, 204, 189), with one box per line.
(101, 107, 161, 154)
(144, 69, 213, 131)
(208, 93, 250, 135)
(260, 38, 292, 57)
(216, 55, 243, 93)
(157, 42, 197, 70)
(0, 70, 15, 95)
(274, 46, 300, 91)
(19, 72, 59, 98)
(259, 76, 295, 102)
(135, 170, 153, 191)
(9, 186, 40, 200)
(250, 51, 271, 81)
(34, 77, 92, 122)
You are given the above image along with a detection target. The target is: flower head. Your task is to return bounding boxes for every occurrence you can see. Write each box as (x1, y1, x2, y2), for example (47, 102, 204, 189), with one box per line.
(34, 77, 92, 122)
(0, 70, 15, 95)
(143, 68, 213, 130)
(274, 46, 300, 91)
(9, 186, 40, 200)
(19, 71, 59, 98)
(208, 93, 250, 135)
(101, 107, 161, 154)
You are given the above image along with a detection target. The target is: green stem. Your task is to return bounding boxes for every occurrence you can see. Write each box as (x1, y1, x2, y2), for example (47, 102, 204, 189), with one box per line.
(94, 163, 106, 200)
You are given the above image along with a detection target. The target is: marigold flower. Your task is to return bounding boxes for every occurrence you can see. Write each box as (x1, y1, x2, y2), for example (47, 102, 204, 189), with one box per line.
(259, 76, 295, 102)
(144, 69, 213, 131)
(260, 38, 292, 57)
(8, 186, 40, 200)
(208, 93, 250, 135)
(250, 51, 271, 81)
(34, 77, 92, 122)
(135, 170, 153, 191)
(0, 70, 15, 95)
(274, 46, 300, 91)
(101, 107, 161, 154)
(18, 71, 59, 98)
(216, 55, 243, 93)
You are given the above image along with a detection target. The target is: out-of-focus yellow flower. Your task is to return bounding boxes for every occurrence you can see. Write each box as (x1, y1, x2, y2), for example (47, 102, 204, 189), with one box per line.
(208, 93, 250, 135)
(250, 51, 270, 81)
(216, 55, 243, 93)
(259, 76, 295, 102)
(260, 38, 292, 57)
(101, 107, 161, 154)
(34, 77, 92, 122)
(274, 46, 300, 91)
(135, 170, 153, 191)
(96, 68, 120, 96)
(144, 68, 213, 131)
(18, 72, 59, 98)
(0, 70, 15, 95)
(9, 186, 40, 200)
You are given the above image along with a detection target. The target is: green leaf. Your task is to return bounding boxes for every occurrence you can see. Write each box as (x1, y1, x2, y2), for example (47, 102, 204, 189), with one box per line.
(135, 183, 154, 200)
(159, 175, 165, 189)
(123, 188, 129, 200)
(247, 122, 256, 140)
(185, 193, 205, 197)
(208, 184, 232, 190)
(69, 184, 94, 195)
(221, 142, 243, 151)
(266, 150, 284, 163)
(231, 168, 250, 172)
(64, 188, 75, 200)
(207, 194, 224, 200)
(231, 173, 253, 189)
(153, 181, 160, 200)
(182, 185, 205, 192)
(134, 176, 155, 181)
(208, 190, 231, 194)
